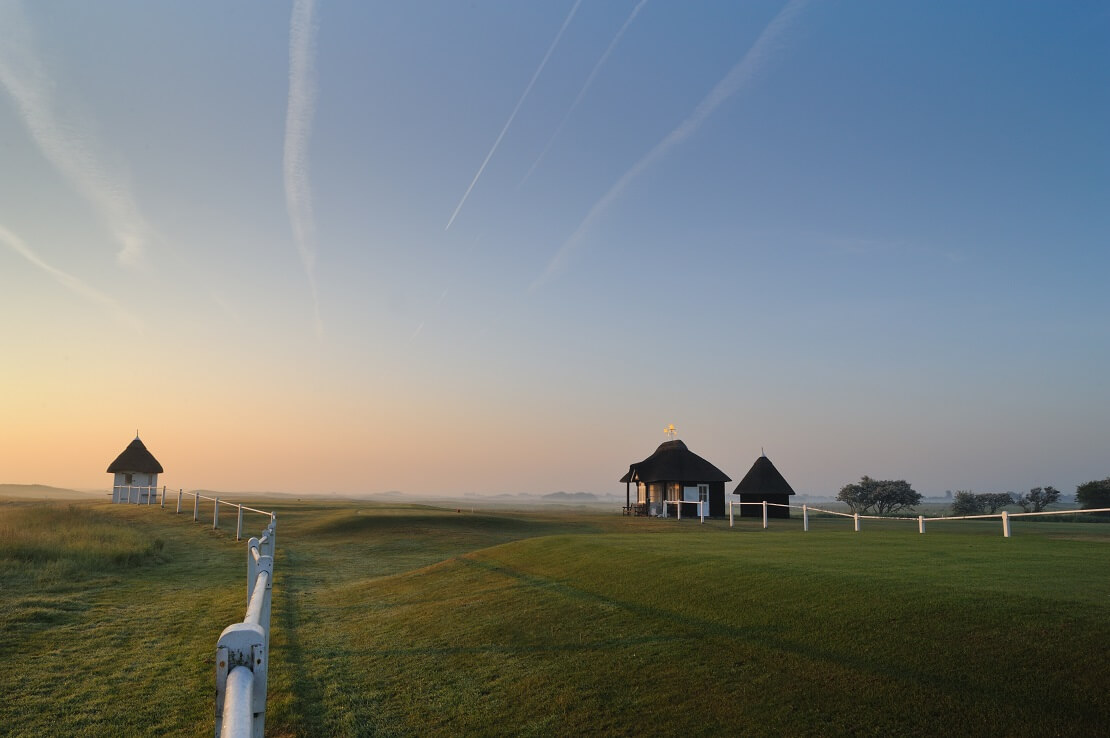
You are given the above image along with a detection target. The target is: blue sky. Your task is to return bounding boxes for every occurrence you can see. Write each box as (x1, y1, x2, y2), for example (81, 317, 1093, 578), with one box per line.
(1, 0, 1107, 497)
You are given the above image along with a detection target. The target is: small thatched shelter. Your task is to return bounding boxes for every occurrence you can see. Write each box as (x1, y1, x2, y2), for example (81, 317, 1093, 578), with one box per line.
(621, 439, 730, 517)
(107, 435, 163, 503)
(732, 453, 795, 518)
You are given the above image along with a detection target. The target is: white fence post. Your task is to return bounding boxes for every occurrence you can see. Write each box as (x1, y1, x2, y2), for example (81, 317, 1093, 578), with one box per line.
(803, 504, 809, 532)
(699, 500, 705, 524)
(854, 513, 860, 532)
(729, 501, 734, 527)
(193, 492, 200, 522)
(762, 500, 768, 529)
(247, 538, 259, 601)
(918, 515, 925, 534)
(214, 498, 220, 529)
(214, 623, 267, 738)
(1002, 510, 1011, 538)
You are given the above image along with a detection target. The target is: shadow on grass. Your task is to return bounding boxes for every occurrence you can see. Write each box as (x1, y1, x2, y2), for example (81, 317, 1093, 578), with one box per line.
(273, 558, 330, 736)
(369, 632, 685, 658)
(454, 556, 983, 697)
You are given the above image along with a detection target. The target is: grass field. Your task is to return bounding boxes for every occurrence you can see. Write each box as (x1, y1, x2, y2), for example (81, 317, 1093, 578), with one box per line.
(1, 498, 1108, 736)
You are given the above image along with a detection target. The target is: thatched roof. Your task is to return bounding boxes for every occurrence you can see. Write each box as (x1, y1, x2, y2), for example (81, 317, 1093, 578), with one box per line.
(106, 437, 163, 474)
(732, 454, 795, 496)
(620, 440, 730, 484)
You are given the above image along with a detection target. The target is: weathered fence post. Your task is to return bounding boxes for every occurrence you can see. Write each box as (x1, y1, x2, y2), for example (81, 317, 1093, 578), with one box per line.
(214, 498, 220, 529)
(699, 500, 705, 524)
(803, 504, 809, 532)
(853, 513, 860, 532)
(161, 485, 166, 509)
(918, 515, 925, 534)
(1001, 510, 1011, 538)
(236, 505, 244, 541)
(729, 501, 734, 527)
(762, 500, 768, 529)
(177, 489, 183, 514)
(193, 492, 200, 522)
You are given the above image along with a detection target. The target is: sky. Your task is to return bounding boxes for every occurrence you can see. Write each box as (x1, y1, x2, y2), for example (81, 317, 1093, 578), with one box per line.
(1, 0, 1108, 498)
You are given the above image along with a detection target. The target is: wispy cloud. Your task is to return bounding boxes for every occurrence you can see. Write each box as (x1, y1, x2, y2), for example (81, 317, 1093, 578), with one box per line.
(445, 0, 583, 231)
(284, 0, 323, 337)
(519, 0, 649, 189)
(0, 0, 154, 268)
(0, 223, 141, 329)
(532, 0, 809, 289)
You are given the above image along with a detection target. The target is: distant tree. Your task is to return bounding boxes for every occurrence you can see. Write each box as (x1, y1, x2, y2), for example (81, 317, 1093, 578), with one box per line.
(951, 491, 983, 516)
(1075, 478, 1110, 510)
(1016, 486, 1060, 513)
(979, 492, 1015, 514)
(838, 476, 922, 516)
(945, 490, 953, 499)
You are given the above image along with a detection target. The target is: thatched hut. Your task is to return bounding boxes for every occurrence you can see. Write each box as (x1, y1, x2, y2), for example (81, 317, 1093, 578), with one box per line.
(107, 435, 163, 503)
(621, 439, 730, 517)
(732, 454, 795, 518)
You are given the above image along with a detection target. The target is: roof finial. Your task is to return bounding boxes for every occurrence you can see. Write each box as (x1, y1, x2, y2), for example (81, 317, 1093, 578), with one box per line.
(761, 446, 765, 457)
(664, 424, 677, 440)
(136, 429, 140, 440)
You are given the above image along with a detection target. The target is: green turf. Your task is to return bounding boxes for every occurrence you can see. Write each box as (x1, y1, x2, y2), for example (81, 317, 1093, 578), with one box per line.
(2, 499, 1107, 736)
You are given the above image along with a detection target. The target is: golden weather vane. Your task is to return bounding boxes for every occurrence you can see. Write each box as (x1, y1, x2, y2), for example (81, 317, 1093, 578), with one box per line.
(664, 424, 677, 440)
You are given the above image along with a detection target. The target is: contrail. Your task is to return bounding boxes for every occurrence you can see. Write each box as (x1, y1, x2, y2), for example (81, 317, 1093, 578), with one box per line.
(445, 0, 583, 231)
(0, 223, 141, 329)
(284, 0, 323, 337)
(406, 287, 450, 345)
(519, 0, 649, 189)
(0, 0, 153, 268)
(531, 0, 809, 289)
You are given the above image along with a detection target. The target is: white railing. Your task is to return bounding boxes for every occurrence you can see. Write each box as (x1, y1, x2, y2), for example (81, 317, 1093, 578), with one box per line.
(727, 500, 1110, 536)
(214, 516, 276, 738)
(112, 484, 162, 505)
(115, 485, 277, 735)
(661, 499, 706, 523)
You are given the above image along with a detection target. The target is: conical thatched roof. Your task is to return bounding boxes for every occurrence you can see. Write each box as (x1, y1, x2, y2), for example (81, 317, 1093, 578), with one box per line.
(732, 454, 794, 496)
(106, 437, 163, 474)
(620, 440, 730, 484)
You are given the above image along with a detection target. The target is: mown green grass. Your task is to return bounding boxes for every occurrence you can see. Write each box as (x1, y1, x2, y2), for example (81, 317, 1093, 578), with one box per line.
(2, 499, 1108, 736)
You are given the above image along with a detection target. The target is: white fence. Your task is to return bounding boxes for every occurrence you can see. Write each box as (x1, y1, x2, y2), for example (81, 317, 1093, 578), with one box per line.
(112, 485, 276, 736)
(112, 485, 273, 542)
(662, 499, 707, 523)
(215, 516, 275, 738)
(112, 484, 162, 505)
(727, 500, 1110, 536)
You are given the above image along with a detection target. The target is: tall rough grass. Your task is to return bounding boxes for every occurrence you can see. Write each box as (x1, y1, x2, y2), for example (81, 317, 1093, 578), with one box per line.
(0, 502, 164, 581)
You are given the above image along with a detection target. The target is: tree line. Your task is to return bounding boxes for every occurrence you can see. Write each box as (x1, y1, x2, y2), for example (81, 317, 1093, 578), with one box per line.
(834, 476, 1110, 516)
